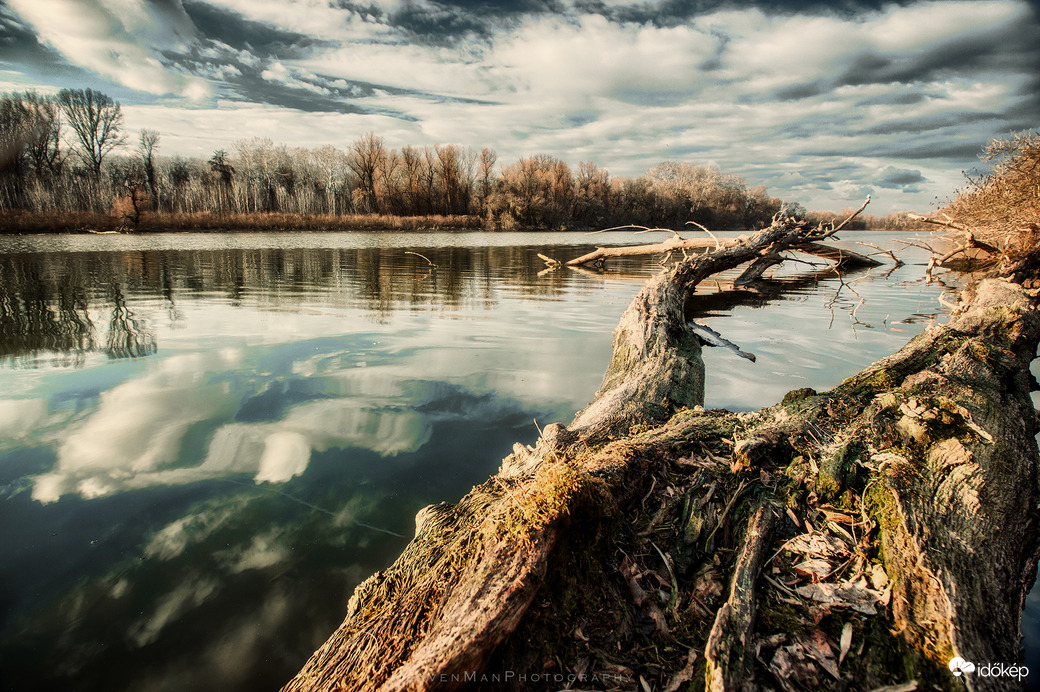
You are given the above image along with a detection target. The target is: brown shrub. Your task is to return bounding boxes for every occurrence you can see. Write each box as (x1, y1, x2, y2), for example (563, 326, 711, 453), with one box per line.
(944, 131, 1040, 256)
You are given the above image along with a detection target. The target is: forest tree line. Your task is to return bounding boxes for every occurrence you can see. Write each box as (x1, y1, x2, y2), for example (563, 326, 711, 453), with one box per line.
(0, 89, 919, 231)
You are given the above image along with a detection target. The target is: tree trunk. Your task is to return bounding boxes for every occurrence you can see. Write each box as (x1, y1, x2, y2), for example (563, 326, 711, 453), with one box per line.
(283, 213, 1040, 692)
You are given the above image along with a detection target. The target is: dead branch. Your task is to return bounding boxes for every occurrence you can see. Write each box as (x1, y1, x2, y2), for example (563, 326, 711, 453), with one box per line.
(734, 253, 785, 285)
(404, 251, 437, 268)
(824, 195, 872, 237)
(591, 224, 682, 239)
(567, 230, 881, 271)
(906, 213, 1002, 261)
(566, 235, 719, 266)
(686, 220, 723, 250)
(906, 212, 974, 234)
(687, 320, 757, 361)
(855, 241, 905, 267)
(704, 504, 777, 691)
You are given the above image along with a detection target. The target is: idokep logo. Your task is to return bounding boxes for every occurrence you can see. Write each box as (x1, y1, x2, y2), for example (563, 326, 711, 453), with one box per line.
(948, 657, 976, 676)
(948, 656, 1029, 681)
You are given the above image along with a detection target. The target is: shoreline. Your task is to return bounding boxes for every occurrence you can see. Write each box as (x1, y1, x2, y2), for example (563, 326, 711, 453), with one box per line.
(0, 211, 928, 236)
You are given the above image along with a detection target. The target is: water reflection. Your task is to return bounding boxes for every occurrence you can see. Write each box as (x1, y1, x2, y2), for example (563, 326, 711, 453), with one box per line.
(0, 237, 668, 692)
(0, 232, 963, 691)
(0, 245, 635, 369)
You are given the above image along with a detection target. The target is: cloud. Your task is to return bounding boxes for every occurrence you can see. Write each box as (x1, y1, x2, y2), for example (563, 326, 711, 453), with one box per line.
(31, 350, 243, 503)
(5, 0, 211, 98)
(196, 0, 393, 42)
(0, 398, 48, 441)
(877, 166, 927, 190)
(182, 0, 327, 58)
(4, 0, 1039, 213)
(129, 575, 219, 647)
(144, 504, 240, 561)
(27, 346, 451, 502)
(218, 528, 292, 573)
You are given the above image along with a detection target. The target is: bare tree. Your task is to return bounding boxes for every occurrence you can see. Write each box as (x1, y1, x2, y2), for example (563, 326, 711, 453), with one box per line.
(21, 92, 63, 182)
(56, 88, 125, 181)
(346, 132, 386, 214)
(208, 149, 235, 214)
(137, 129, 160, 208)
(477, 146, 497, 219)
(312, 144, 347, 214)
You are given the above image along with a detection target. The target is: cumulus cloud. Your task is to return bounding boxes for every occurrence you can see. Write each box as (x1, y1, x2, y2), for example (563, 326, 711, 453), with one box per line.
(31, 350, 243, 503)
(877, 167, 927, 189)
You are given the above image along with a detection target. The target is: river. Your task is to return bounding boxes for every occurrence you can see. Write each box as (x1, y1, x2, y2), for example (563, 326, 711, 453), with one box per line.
(0, 230, 1034, 690)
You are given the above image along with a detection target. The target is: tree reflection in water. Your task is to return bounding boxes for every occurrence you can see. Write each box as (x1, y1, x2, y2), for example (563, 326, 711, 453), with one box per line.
(104, 282, 156, 360)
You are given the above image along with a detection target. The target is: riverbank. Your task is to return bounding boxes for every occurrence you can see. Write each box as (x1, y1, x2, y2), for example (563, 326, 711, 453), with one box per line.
(0, 209, 934, 235)
(0, 210, 486, 234)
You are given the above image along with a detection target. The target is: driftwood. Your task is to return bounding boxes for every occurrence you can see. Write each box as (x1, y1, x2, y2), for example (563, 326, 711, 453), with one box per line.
(567, 207, 882, 274)
(283, 208, 1040, 692)
(567, 235, 882, 272)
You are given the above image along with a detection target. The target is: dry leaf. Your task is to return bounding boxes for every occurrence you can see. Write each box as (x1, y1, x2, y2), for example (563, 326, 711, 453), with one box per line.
(804, 629, 840, 680)
(839, 622, 853, 665)
(621, 556, 648, 606)
(818, 505, 857, 524)
(826, 521, 856, 545)
(899, 399, 926, 418)
(769, 645, 798, 681)
(663, 649, 698, 692)
(793, 558, 833, 581)
(796, 579, 884, 615)
(785, 533, 850, 558)
(869, 563, 889, 591)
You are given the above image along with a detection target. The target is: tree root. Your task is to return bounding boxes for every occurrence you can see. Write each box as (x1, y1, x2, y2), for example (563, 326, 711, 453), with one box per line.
(704, 503, 777, 691)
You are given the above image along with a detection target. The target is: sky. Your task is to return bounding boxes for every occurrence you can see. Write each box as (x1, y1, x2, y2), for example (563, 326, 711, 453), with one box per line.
(0, 0, 1037, 214)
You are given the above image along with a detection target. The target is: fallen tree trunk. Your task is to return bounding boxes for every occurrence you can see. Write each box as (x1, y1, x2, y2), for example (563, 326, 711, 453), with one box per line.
(283, 208, 1040, 692)
(566, 229, 882, 272)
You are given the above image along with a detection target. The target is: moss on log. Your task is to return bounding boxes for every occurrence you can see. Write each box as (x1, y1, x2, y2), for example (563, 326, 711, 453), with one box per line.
(283, 214, 1040, 692)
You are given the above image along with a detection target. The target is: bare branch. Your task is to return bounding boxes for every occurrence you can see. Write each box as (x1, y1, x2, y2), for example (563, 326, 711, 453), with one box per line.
(818, 195, 871, 238)
(685, 220, 722, 250)
(404, 251, 437, 267)
(854, 241, 905, 267)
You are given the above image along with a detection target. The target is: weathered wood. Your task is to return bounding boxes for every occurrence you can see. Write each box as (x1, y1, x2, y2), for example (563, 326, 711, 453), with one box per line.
(566, 231, 882, 272)
(569, 210, 879, 439)
(687, 320, 756, 361)
(566, 235, 710, 265)
(704, 503, 777, 691)
(733, 252, 785, 285)
(906, 212, 1003, 266)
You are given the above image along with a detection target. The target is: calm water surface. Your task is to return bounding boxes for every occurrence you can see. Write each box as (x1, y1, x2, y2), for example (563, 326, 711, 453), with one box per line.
(0, 230, 1028, 690)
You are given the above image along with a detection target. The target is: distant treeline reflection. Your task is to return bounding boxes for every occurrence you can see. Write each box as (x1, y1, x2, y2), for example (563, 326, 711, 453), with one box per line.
(0, 245, 653, 365)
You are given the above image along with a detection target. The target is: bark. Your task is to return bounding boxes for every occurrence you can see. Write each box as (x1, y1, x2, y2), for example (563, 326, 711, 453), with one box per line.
(566, 236, 882, 270)
(282, 212, 1040, 692)
(704, 503, 777, 691)
(569, 211, 877, 440)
